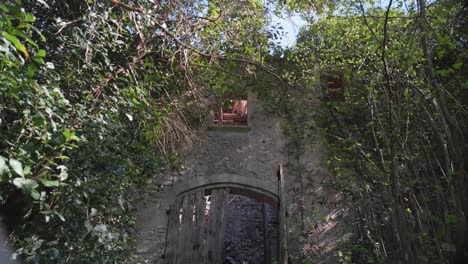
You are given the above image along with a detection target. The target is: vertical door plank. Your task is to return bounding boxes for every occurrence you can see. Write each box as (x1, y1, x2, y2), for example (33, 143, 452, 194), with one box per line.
(191, 191, 206, 263)
(277, 164, 289, 264)
(165, 197, 183, 264)
(215, 189, 228, 264)
(203, 189, 219, 264)
(177, 194, 194, 264)
(166, 189, 230, 264)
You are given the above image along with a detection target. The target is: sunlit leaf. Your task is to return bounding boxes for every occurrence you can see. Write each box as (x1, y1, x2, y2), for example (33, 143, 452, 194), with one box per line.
(25, 13, 35, 22)
(37, 49, 46, 57)
(41, 179, 60, 187)
(9, 159, 23, 176)
(4, 33, 29, 58)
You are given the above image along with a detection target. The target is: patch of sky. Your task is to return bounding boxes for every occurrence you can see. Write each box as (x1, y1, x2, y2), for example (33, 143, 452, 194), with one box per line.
(269, 11, 307, 48)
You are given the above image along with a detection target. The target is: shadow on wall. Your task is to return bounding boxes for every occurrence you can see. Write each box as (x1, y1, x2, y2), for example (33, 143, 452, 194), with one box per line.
(291, 185, 353, 263)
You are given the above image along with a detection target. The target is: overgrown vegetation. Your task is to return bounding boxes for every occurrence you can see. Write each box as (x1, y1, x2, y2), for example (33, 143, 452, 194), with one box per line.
(1, 0, 466, 263)
(277, 0, 467, 263)
(0, 0, 275, 262)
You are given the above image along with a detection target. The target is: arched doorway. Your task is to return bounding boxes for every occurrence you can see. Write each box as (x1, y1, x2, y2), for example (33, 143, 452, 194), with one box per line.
(163, 186, 279, 264)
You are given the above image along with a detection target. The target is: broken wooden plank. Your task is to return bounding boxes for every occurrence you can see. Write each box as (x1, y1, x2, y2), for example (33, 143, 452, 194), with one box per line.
(203, 189, 220, 264)
(177, 194, 194, 264)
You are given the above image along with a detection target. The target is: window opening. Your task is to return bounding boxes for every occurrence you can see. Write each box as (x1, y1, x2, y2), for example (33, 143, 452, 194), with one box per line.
(323, 73, 345, 102)
(211, 99, 248, 126)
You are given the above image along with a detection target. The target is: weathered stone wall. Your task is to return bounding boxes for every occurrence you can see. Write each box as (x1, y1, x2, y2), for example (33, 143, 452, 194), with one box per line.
(135, 92, 352, 263)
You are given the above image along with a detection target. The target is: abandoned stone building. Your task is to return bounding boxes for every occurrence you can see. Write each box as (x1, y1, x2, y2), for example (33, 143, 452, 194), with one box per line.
(135, 92, 352, 264)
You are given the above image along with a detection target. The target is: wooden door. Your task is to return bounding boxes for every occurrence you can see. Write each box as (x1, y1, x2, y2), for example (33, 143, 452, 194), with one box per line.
(164, 189, 228, 264)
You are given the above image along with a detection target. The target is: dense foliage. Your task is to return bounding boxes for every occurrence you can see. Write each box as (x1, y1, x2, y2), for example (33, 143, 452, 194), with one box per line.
(1, 0, 466, 263)
(279, 0, 467, 262)
(0, 0, 276, 262)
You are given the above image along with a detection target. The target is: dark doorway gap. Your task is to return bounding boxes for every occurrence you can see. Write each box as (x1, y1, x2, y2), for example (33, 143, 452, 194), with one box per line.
(165, 188, 279, 264)
(224, 194, 278, 264)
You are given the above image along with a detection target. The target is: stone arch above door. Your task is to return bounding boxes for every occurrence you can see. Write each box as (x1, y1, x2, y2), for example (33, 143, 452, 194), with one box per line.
(171, 173, 278, 206)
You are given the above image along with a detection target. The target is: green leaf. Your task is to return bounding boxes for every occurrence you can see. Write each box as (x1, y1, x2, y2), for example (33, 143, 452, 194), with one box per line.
(55, 211, 65, 221)
(452, 62, 462, 70)
(57, 155, 70, 160)
(32, 56, 44, 64)
(37, 49, 46, 57)
(63, 128, 71, 142)
(9, 159, 23, 176)
(23, 179, 38, 189)
(27, 64, 36, 78)
(12, 177, 41, 200)
(4, 33, 29, 58)
(13, 178, 38, 189)
(12, 178, 22, 188)
(0, 4, 8, 12)
(445, 214, 457, 224)
(25, 13, 36, 22)
(29, 189, 41, 200)
(23, 166, 31, 176)
(10, 29, 38, 49)
(41, 179, 60, 187)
